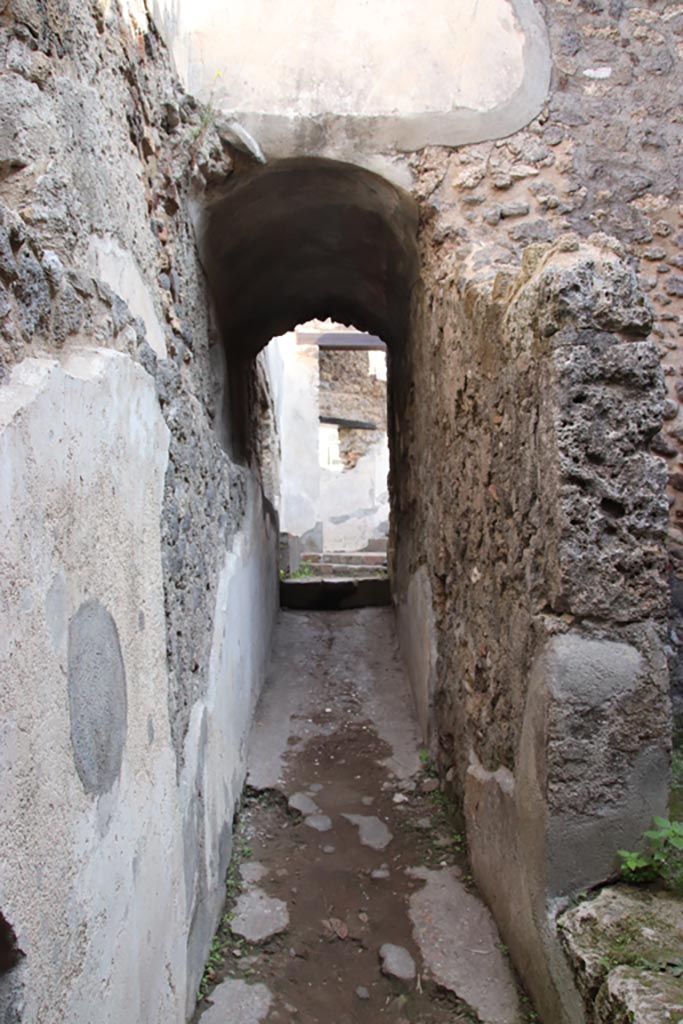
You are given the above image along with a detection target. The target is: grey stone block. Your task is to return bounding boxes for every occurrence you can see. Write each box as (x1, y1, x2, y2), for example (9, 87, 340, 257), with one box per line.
(67, 599, 127, 796)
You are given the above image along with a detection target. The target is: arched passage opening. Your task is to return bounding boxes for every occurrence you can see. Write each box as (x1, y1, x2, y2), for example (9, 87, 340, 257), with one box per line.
(199, 157, 420, 470)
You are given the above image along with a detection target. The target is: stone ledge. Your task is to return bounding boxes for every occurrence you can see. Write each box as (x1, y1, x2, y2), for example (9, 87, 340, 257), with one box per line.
(280, 577, 391, 610)
(558, 885, 683, 1024)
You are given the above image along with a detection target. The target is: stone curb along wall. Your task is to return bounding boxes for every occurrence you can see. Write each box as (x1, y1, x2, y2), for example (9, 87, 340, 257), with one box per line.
(0, 2, 279, 1022)
(392, 237, 672, 1024)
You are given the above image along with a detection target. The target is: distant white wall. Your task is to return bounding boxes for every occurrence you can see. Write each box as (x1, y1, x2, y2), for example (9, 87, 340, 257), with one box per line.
(265, 334, 391, 553)
(320, 434, 390, 552)
(265, 333, 320, 544)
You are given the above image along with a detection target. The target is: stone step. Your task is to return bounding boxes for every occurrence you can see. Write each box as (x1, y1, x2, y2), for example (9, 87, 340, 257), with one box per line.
(308, 563, 387, 578)
(302, 551, 387, 566)
(280, 576, 391, 611)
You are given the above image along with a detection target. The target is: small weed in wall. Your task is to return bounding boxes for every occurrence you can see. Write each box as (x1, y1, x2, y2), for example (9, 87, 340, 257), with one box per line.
(618, 816, 683, 892)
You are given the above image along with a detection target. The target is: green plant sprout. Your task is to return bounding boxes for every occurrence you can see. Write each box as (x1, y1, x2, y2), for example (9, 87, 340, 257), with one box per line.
(618, 816, 683, 891)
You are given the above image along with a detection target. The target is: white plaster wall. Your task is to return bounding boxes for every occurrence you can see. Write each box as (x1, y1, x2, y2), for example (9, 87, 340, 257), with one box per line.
(178, 477, 278, 1014)
(152, 0, 551, 164)
(0, 350, 279, 1023)
(320, 434, 390, 552)
(176, 0, 525, 117)
(265, 333, 320, 541)
(0, 350, 187, 1023)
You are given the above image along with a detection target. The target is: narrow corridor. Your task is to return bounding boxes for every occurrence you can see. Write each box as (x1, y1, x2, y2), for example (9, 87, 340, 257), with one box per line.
(193, 610, 528, 1024)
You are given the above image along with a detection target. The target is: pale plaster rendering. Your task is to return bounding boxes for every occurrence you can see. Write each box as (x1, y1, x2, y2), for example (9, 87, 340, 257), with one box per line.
(265, 333, 321, 545)
(87, 235, 168, 358)
(153, 0, 551, 165)
(319, 435, 389, 552)
(1, 0, 680, 1021)
(396, 566, 438, 741)
(0, 350, 187, 1023)
(0, 350, 278, 1022)
(179, 477, 278, 1011)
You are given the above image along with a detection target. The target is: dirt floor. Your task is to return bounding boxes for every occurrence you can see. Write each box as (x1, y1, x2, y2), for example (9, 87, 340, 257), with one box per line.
(192, 609, 535, 1024)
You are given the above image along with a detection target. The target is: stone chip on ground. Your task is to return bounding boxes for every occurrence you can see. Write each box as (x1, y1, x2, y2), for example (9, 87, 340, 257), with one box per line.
(199, 978, 272, 1023)
(304, 813, 332, 832)
(408, 867, 522, 1024)
(288, 792, 320, 815)
(342, 813, 392, 850)
(231, 887, 289, 943)
(241, 862, 268, 884)
(379, 943, 417, 981)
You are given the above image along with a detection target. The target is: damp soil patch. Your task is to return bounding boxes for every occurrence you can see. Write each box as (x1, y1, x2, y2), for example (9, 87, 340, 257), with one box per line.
(194, 721, 529, 1024)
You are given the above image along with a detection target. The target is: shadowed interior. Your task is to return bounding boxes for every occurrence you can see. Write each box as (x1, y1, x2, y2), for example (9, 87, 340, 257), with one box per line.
(201, 158, 420, 361)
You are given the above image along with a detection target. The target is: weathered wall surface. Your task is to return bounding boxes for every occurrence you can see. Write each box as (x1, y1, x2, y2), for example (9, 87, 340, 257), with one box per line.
(0, 351, 186, 1024)
(320, 436, 390, 552)
(392, 237, 671, 1022)
(265, 333, 322, 551)
(0, 1, 278, 1020)
(387, 15, 681, 1016)
(318, 348, 390, 551)
(405, 0, 683, 722)
(153, 0, 551, 171)
(319, 348, 387, 463)
(0, 1, 680, 1022)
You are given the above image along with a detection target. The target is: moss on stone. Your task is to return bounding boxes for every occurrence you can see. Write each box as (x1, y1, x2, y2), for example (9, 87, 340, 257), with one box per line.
(559, 885, 683, 1023)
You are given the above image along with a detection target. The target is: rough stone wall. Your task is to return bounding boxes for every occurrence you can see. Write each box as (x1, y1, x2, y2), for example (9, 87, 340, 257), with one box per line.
(319, 349, 387, 465)
(405, 0, 683, 718)
(392, 233, 671, 1024)
(0, 1, 279, 1020)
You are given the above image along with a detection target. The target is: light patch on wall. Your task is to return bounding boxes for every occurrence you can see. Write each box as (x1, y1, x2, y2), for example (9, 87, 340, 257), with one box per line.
(87, 236, 167, 358)
(368, 351, 387, 383)
(154, 0, 551, 158)
(319, 423, 343, 473)
(99, 0, 150, 34)
(180, 0, 525, 117)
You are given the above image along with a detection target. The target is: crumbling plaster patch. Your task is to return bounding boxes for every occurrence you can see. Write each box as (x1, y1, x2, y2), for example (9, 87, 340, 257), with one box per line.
(87, 235, 167, 358)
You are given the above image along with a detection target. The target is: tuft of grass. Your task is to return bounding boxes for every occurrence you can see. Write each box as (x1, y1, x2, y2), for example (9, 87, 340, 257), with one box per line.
(196, 816, 253, 1002)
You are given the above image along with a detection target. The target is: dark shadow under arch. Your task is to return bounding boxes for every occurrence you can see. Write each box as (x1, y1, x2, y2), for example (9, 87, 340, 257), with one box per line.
(200, 157, 420, 367)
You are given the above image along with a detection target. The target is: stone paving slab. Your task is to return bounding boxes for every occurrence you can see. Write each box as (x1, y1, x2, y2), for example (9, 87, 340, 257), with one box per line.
(199, 979, 272, 1023)
(408, 866, 522, 1024)
(231, 888, 289, 943)
(342, 813, 393, 850)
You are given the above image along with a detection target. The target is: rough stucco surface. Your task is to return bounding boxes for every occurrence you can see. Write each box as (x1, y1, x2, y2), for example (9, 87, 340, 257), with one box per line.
(0, 1, 680, 1023)
(154, 0, 551, 163)
(391, 239, 671, 1024)
(319, 348, 387, 463)
(403, 0, 683, 720)
(386, 7, 683, 1011)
